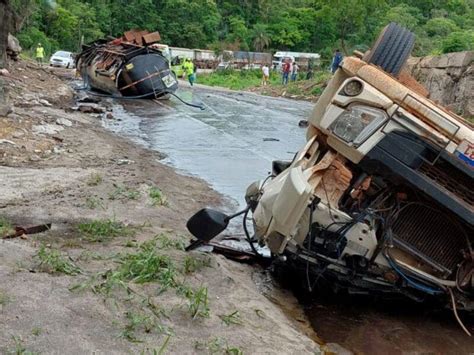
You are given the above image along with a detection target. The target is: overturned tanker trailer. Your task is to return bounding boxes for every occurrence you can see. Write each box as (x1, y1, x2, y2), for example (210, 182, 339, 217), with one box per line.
(187, 23, 474, 323)
(76, 30, 178, 99)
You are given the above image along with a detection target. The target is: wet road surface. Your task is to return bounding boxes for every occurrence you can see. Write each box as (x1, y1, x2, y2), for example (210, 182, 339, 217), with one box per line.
(104, 87, 474, 354)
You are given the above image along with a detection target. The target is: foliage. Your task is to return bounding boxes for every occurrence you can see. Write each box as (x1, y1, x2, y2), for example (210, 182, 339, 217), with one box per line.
(149, 187, 168, 207)
(36, 244, 82, 275)
(78, 218, 136, 242)
(10, 0, 473, 60)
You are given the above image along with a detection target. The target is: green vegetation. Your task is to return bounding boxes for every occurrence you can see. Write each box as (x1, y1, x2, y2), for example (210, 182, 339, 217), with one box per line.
(10, 336, 38, 355)
(195, 337, 243, 355)
(149, 187, 168, 207)
(8, 0, 474, 62)
(36, 244, 81, 275)
(86, 173, 103, 186)
(108, 184, 141, 201)
(78, 218, 135, 242)
(182, 255, 212, 274)
(121, 311, 160, 342)
(85, 196, 105, 210)
(31, 327, 42, 336)
(219, 310, 243, 326)
(199, 69, 332, 98)
(0, 289, 10, 307)
(187, 286, 210, 319)
(0, 217, 14, 238)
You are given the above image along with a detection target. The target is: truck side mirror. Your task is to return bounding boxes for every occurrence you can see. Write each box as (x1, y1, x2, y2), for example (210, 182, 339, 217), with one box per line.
(186, 208, 229, 242)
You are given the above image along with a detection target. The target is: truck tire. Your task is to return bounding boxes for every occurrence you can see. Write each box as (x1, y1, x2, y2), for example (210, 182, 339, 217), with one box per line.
(363, 22, 415, 77)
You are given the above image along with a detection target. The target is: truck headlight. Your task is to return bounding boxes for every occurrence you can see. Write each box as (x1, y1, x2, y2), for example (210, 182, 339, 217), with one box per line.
(342, 80, 363, 96)
(329, 105, 387, 146)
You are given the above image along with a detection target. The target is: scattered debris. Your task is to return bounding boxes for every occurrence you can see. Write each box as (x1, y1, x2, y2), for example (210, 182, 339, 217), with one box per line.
(3, 223, 51, 239)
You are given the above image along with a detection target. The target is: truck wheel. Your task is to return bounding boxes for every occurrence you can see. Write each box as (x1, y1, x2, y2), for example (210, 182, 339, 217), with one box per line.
(363, 22, 415, 77)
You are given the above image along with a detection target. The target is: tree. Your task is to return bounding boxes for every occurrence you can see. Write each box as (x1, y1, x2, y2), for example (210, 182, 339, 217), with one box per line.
(0, 0, 12, 68)
(252, 24, 270, 52)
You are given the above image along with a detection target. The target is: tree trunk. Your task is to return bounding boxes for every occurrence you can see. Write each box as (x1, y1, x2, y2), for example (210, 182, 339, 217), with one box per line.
(0, 0, 11, 69)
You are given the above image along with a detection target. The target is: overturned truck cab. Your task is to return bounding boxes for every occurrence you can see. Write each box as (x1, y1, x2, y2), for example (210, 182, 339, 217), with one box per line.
(76, 30, 178, 99)
(188, 23, 474, 313)
(247, 24, 474, 310)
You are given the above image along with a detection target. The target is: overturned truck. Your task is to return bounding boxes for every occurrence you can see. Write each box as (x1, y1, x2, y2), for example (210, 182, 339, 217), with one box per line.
(76, 30, 178, 99)
(188, 24, 474, 313)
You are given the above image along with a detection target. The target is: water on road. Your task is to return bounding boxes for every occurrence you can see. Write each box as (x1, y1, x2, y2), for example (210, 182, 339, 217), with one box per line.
(105, 88, 311, 209)
(103, 87, 473, 353)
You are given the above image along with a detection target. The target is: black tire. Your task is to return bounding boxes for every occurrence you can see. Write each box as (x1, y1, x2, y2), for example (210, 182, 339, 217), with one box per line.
(363, 22, 415, 77)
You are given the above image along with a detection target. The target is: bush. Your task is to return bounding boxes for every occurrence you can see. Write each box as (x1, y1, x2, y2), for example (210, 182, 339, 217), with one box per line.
(16, 27, 58, 57)
(441, 31, 474, 53)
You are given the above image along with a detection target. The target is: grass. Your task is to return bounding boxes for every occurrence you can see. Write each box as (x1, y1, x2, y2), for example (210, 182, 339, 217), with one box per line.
(31, 327, 42, 336)
(36, 244, 81, 275)
(10, 336, 38, 355)
(149, 187, 168, 207)
(156, 234, 185, 251)
(109, 184, 141, 200)
(0, 217, 14, 238)
(219, 310, 243, 326)
(182, 255, 211, 274)
(121, 311, 156, 342)
(78, 218, 135, 242)
(195, 337, 243, 355)
(85, 196, 106, 210)
(97, 239, 178, 294)
(187, 285, 210, 319)
(198, 68, 332, 100)
(0, 290, 10, 307)
(86, 173, 103, 186)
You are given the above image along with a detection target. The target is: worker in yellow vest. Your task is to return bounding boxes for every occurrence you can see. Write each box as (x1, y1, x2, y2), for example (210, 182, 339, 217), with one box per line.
(182, 58, 195, 86)
(35, 43, 45, 66)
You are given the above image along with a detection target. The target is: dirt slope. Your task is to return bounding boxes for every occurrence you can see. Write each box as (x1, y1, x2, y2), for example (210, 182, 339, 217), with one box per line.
(0, 61, 322, 354)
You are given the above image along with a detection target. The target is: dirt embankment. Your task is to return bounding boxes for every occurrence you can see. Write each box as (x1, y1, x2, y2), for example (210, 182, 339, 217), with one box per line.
(0, 61, 322, 354)
(407, 51, 473, 119)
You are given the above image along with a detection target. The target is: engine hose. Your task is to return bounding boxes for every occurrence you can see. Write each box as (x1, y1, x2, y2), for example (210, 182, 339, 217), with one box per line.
(242, 208, 265, 260)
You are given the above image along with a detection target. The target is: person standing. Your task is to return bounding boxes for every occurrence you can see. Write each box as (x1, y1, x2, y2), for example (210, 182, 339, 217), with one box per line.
(282, 59, 290, 85)
(35, 43, 45, 66)
(331, 49, 343, 74)
(291, 63, 299, 82)
(184, 58, 195, 86)
(261, 64, 269, 86)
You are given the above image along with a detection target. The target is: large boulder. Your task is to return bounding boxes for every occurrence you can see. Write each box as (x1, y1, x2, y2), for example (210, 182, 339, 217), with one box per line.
(406, 51, 473, 119)
(7, 33, 22, 61)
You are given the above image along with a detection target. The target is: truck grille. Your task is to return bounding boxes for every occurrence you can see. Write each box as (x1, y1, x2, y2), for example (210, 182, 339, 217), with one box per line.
(392, 202, 467, 274)
(419, 161, 473, 208)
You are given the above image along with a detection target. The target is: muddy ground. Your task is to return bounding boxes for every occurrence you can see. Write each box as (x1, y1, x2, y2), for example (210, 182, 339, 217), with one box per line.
(0, 61, 324, 354)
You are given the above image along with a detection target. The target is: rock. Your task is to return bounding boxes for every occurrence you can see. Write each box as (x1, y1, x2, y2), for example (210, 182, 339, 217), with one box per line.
(407, 51, 474, 118)
(0, 104, 13, 117)
(32, 124, 64, 135)
(75, 91, 101, 103)
(78, 103, 106, 114)
(0, 68, 10, 76)
(117, 159, 134, 165)
(12, 131, 24, 138)
(0, 139, 16, 145)
(39, 99, 52, 107)
(7, 34, 22, 59)
(56, 117, 73, 127)
(106, 112, 114, 119)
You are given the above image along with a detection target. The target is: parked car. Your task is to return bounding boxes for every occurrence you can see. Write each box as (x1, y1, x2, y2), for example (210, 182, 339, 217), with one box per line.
(49, 51, 75, 68)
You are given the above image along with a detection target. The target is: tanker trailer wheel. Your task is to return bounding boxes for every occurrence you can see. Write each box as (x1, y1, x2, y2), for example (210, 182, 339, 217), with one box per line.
(363, 22, 415, 77)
